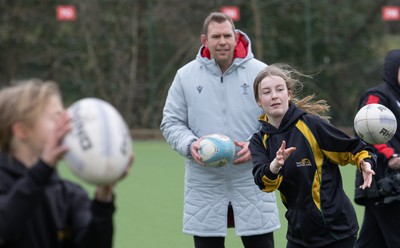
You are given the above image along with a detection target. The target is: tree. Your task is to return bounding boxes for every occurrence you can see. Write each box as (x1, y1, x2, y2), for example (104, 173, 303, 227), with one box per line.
(0, 0, 399, 129)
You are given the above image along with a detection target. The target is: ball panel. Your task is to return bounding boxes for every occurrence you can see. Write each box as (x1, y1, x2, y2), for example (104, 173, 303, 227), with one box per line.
(199, 134, 235, 167)
(199, 139, 219, 161)
(97, 99, 113, 157)
(64, 152, 84, 174)
(354, 103, 397, 144)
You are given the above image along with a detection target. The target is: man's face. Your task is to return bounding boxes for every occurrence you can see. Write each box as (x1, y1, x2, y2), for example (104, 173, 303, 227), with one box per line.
(201, 20, 238, 71)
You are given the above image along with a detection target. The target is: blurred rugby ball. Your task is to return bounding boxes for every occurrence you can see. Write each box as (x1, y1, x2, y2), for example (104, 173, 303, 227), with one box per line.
(63, 98, 133, 185)
(199, 134, 235, 167)
(354, 103, 397, 145)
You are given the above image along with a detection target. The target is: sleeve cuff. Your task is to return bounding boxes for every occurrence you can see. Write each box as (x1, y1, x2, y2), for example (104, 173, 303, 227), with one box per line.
(263, 165, 279, 180)
(185, 138, 198, 158)
(92, 198, 116, 217)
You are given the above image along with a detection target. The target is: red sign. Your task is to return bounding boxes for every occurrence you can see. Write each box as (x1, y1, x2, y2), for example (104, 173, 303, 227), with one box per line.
(56, 5, 77, 21)
(382, 6, 400, 21)
(221, 6, 240, 21)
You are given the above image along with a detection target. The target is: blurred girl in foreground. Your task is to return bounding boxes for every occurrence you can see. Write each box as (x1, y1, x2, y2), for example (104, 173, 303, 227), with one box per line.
(0, 80, 131, 248)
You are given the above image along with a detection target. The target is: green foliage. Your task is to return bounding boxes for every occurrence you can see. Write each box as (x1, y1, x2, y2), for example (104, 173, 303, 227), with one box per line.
(236, 0, 393, 126)
(0, 0, 399, 127)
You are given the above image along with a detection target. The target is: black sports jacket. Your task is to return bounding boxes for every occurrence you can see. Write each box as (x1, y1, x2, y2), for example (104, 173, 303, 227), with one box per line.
(0, 153, 115, 248)
(250, 103, 376, 247)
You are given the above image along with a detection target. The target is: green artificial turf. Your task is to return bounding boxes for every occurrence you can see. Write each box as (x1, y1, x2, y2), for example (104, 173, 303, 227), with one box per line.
(58, 140, 365, 248)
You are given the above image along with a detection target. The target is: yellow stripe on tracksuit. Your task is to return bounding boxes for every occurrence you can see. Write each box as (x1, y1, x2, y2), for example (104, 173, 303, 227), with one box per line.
(295, 120, 371, 210)
(261, 174, 283, 193)
(321, 150, 370, 172)
(295, 120, 324, 211)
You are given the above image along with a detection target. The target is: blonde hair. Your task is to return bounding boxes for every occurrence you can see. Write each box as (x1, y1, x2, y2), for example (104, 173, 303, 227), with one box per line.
(0, 79, 60, 152)
(253, 63, 330, 120)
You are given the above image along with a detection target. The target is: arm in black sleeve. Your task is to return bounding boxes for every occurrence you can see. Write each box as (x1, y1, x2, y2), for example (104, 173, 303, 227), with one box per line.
(68, 184, 115, 248)
(249, 133, 278, 190)
(310, 117, 376, 169)
(0, 160, 54, 242)
(81, 199, 115, 248)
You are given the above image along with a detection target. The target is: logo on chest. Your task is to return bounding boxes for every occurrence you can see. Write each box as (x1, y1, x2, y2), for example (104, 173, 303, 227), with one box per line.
(296, 158, 312, 167)
(196, 85, 203, 94)
(241, 83, 249, 95)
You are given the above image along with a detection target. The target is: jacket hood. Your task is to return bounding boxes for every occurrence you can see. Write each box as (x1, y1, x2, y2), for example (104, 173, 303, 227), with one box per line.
(196, 30, 254, 74)
(0, 153, 27, 177)
(383, 49, 400, 89)
(258, 102, 307, 135)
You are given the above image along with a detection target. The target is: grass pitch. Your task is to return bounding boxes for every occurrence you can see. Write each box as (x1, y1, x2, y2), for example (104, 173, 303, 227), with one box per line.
(58, 140, 364, 248)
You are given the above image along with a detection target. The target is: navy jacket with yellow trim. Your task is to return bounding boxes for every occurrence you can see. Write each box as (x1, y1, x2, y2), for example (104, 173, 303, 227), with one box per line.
(250, 103, 376, 248)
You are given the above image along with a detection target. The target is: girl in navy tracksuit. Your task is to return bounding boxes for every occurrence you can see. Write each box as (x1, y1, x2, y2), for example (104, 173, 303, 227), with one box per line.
(249, 64, 376, 248)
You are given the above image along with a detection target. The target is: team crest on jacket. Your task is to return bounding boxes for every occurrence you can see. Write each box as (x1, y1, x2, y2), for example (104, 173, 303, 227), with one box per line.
(196, 85, 203, 94)
(296, 158, 312, 167)
(241, 83, 249, 95)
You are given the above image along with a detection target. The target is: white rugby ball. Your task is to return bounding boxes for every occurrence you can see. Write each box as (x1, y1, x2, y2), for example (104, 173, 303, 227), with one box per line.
(63, 98, 133, 185)
(199, 134, 235, 167)
(354, 103, 397, 145)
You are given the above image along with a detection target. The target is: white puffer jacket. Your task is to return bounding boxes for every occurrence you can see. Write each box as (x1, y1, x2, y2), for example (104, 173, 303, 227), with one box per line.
(160, 30, 280, 237)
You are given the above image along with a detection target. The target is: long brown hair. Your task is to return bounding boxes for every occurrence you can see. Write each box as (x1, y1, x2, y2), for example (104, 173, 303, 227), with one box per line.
(253, 63, 330, 120)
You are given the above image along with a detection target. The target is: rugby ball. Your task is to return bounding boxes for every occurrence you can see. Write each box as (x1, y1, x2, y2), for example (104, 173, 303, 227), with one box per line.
(199, 134, 235, 167)
(354, 103, 397, 145)
(63, 98, 133, 185)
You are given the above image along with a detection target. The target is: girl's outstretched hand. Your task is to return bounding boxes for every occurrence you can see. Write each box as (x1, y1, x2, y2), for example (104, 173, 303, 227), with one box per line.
(359, 160, 375, 190)
(270, 140, 296, 174)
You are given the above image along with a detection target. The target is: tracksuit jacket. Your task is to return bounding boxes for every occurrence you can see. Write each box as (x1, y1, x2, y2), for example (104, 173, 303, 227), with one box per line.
(250, 103, 376, 247)
(0, 153, 114, 248)
(355, 49, 400, 204)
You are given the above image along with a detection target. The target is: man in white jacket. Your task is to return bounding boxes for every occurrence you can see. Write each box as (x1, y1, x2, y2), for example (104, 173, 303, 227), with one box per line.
(160, 12, 280, 248)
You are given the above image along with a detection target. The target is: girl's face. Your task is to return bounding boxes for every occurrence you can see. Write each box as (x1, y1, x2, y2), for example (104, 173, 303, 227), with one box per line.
(257, 75, 291, 121)
(24, 95, 64, 158)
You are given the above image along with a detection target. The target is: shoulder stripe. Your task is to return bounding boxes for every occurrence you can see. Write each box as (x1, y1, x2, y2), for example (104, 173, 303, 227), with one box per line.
(262, 133, 268, 149)
(322, 149, 371, 171)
